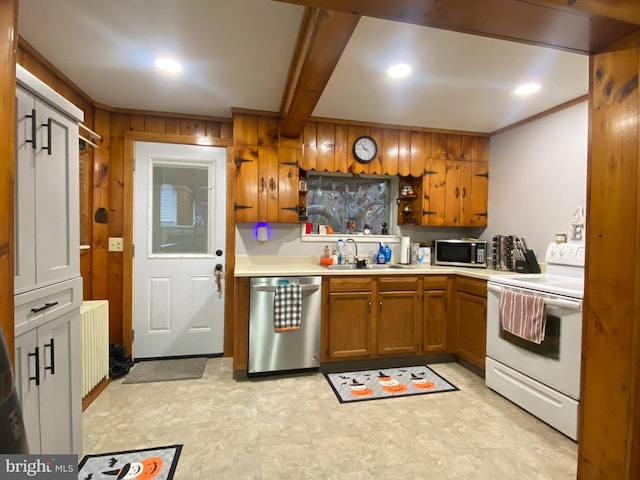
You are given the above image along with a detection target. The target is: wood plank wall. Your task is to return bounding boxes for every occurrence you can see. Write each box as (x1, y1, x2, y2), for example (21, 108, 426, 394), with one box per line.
(234, 111, 489, 175)
(579, 30, 640, 480)
(0, 0, 18, 356)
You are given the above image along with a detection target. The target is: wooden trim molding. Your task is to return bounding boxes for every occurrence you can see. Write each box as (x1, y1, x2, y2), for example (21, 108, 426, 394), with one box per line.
(489, 94, 589, 136)
(273, 0, 640, 54)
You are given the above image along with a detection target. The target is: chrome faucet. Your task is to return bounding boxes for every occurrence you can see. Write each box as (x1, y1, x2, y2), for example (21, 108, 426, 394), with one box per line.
(344, 238, 358, 263)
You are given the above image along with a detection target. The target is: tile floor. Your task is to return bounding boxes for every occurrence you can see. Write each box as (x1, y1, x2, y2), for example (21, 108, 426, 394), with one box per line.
(82, 358, 578, 479)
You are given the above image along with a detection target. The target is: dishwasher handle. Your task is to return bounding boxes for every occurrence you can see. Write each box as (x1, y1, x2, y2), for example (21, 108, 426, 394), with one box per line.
(252, 284, 320, 293)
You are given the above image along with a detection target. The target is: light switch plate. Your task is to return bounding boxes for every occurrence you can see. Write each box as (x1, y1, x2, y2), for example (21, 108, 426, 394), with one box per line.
(108, 237, 124, 252)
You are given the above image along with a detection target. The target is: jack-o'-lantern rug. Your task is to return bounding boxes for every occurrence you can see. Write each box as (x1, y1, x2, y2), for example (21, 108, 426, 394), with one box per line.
(78, 444, 182, 480)
(324, 366, 458, 403)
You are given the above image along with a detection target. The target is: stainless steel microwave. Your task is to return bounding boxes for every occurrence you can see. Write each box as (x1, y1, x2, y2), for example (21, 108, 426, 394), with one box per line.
(433, 239, 488, 268)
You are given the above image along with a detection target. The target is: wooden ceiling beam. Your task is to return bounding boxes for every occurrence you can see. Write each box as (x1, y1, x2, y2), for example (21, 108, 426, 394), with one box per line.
(532, 0, 640, 26)
(273, 0, 640, 54)
(279, 7, 360, 138)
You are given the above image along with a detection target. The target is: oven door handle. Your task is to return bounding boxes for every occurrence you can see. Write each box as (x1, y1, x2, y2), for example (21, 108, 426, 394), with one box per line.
(488, 283, 582, 311)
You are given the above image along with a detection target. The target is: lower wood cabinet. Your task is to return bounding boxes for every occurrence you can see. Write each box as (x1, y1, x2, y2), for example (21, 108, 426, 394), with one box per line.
(422, 276, 450, 353)
(325, 277, 374, 360)
(376, 277, 420, 356)
(453, 276, 487, 369)
(324, 275, 440, 362)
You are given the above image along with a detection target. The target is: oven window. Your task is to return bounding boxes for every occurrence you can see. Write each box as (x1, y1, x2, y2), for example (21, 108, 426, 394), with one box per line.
(500, 313, 560, 360)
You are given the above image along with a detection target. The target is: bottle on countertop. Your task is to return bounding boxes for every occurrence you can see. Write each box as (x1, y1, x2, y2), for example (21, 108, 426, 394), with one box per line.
(337, 239, 344, 265)
(377, 243, 386, 264)
(383, 243, 392, 263)
(324, 245, 330, 258)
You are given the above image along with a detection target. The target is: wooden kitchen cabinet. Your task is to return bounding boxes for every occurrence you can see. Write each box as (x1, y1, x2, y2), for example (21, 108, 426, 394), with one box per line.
(419, 136, 488, 227)
(234, 114, 300, 223)
(326, 277, 374, 360)
(453, 276, 487, 369)
(422, 276, 450, 353)
(324, 276, 422, 361)
(376, 277, 421, 356)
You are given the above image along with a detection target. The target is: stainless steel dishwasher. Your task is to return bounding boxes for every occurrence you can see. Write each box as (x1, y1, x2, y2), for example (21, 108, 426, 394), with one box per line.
(248, 276, 322, 375)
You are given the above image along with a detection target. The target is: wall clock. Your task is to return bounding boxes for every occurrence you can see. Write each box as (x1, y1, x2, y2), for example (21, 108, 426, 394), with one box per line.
(352, 135, 378, 163)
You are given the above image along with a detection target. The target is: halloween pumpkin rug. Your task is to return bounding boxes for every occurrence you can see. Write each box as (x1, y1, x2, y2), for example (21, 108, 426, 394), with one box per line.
(78, 444, 182, 480)
(324, 366, 458, 403)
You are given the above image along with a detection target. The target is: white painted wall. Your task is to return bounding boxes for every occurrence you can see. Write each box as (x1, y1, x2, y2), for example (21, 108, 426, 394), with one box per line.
(484, 101, 588, 258)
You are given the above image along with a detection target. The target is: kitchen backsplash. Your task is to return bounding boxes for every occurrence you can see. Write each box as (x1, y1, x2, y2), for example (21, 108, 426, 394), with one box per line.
(235, 223, 484, 259)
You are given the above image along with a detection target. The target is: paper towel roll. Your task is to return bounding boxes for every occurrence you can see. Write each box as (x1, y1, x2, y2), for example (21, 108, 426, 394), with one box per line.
(400, 236, 411, 264)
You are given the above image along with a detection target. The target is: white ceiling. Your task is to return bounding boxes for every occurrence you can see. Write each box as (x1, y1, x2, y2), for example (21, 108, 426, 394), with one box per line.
(18, 0, 589, 133)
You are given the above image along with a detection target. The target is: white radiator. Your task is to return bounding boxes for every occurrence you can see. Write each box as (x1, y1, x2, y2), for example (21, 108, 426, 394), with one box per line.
(80, 300, 109, 397)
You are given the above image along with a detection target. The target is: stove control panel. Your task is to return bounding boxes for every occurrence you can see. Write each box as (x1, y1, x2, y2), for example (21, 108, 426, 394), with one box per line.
(545, 242, 585, 267)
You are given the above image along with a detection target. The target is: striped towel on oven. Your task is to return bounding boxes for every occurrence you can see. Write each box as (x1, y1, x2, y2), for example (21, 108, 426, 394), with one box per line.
(499, 289, 546, 344)
(273, 284, 302, 332)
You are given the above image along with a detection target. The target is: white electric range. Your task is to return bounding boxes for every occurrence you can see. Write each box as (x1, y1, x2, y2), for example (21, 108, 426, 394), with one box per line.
(485, 242, 585, 440)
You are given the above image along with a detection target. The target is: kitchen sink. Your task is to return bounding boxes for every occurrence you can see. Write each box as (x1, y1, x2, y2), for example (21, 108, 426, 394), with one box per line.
(323, 263, 409, 270)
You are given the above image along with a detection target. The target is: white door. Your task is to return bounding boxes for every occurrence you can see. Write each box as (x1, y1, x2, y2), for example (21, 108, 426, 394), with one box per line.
(134, 142, 226, 358)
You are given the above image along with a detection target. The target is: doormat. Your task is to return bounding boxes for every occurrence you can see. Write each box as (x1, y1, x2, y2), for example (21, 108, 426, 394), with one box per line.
(324, 365, 458, 403)
(122, 357, 207, 384)
(78, 444, 182, 480)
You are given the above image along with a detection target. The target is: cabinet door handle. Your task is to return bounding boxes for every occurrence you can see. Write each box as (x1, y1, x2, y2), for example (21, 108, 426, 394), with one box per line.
(41, 117, 52, 155)
(44, 339, 55, 375)
(269, 178, 276, 192)
(368, 301, 371, 313)
(30, 301, 58, 314)
(462, 187, 467, 198)
(29, 347, 40, 386)
(455, 187, 459, 199)
(379, 300, 383, 313)
(26, 109, 37, 150)
(261, 177, 266, 192)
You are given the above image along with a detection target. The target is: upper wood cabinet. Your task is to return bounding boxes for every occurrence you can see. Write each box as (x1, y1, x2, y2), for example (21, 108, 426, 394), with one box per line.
(400, 136, 489, 227)
(234, 113, 489, 227)
(234, 114, 300, 223)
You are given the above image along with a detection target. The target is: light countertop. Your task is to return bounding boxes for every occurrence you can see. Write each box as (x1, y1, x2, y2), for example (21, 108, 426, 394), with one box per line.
(234, 256, 526, 281)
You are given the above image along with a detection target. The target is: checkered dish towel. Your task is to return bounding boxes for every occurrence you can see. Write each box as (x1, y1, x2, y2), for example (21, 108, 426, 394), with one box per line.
(499, 289, 546, 344)
(273, 284, 302, 332)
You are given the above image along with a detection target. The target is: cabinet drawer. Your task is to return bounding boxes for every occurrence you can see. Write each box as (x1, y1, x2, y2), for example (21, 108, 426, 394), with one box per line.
(15, 277, 83, 336)
(377, 276, 419, 292)
(456, 277, 487, 297)
(329, 277, 372, 292)
(423, 275, 450, 290)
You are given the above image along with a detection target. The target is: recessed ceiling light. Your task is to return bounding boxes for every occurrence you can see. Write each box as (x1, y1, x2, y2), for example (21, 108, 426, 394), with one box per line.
(514, 83, 541, 96)
(155, 57, 182, 74)
(387, 63, 412, 79)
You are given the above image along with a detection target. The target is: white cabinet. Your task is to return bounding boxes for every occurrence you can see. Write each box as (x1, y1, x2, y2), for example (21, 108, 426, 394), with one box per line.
(14, 67, 81, 294)
(14, 65, 84, 456)
(14, 307, 82, 455)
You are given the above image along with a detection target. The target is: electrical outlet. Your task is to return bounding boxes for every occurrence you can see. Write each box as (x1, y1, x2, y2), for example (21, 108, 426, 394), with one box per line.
(108, 237, 124, 252)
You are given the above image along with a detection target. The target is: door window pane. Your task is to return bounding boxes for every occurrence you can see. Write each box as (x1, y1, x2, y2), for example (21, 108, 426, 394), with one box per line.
(151, 163, 210, 254)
